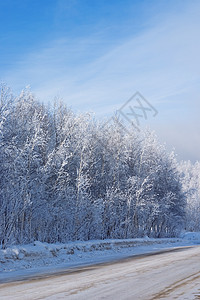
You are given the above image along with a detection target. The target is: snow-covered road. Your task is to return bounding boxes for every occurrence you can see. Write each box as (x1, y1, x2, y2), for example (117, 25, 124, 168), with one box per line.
(0, 246, 200, 299)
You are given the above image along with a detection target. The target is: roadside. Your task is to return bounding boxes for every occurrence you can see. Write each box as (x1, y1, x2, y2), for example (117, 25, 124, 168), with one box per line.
(0, 245, 200, 300)
(0, 232, 200, 283)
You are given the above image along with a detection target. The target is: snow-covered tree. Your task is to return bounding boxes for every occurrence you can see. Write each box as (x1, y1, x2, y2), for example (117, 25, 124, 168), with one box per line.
(178, 161, 200, 231)
(0, 84, 188, 247)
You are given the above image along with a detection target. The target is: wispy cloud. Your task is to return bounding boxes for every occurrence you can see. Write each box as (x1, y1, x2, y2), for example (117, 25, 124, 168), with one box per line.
(2, 1, 200, 161)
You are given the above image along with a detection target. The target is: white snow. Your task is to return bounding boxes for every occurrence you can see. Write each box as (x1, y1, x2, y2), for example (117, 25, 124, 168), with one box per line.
(1, 233, 200, 282)
(181, 231, 200, 241)
(1, 244, 200, 300)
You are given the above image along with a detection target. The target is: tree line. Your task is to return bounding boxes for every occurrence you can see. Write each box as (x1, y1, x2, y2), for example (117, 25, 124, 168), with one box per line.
(0, 84, 198, 248)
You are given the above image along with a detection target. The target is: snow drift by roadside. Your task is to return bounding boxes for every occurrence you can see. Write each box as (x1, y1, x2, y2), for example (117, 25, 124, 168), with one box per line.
(180, 231, 200, 242)
(0, 234, 200, 282)
(0, 238, 181, 263)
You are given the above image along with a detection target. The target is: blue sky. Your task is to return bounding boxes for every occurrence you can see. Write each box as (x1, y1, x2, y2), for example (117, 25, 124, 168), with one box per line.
(1, 0, 200, 161)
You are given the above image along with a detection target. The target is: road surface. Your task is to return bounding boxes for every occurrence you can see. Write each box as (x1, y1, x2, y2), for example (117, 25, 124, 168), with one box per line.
(0, 246, 200, 299)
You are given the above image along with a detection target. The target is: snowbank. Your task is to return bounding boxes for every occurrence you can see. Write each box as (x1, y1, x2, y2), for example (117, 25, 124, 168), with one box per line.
(181, 231, 200, 242)
(0, 235, 199, 282)
(0, 238, 180, 263)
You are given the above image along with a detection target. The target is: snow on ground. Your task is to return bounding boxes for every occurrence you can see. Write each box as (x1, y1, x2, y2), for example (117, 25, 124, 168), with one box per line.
(180, 231, 200, 241)
(0, 233, 200, 282)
